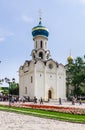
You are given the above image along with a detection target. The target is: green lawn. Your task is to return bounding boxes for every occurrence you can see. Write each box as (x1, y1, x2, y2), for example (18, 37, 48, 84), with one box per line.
(0, 105, 85, 123)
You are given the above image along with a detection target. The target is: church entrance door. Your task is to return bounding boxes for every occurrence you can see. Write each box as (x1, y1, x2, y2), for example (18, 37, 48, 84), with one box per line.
(48, 90, 52, 99)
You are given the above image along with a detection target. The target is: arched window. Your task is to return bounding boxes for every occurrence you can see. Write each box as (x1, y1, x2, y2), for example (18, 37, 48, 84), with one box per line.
(45, 42, 47, 48)
(40, 40, 43, 48)
(31, 76, 33, 83)
(25, 87, 27, 94)
(36, 41, 37, 48)
(39, 52, 43, 59)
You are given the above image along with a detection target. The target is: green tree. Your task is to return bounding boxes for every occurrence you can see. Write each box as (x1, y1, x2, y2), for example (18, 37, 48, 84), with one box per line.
(9, 83, 19, 95)
(0, 79, 4, 84)
(66, 56, 85, 98)
(4, 78, 19, 96)
(8, 82, 19, 95)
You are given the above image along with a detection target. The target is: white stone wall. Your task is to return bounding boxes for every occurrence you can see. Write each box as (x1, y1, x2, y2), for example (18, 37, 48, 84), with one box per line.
(34, 61, 45, 99)
(57, 64, 66, 100)
(19, 60, 66, 101)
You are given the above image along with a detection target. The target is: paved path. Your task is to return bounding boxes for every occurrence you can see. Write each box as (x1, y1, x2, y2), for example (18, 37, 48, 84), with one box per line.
(0, 111, 85, 130)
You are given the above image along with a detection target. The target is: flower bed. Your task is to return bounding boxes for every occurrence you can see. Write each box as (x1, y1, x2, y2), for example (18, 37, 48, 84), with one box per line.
(19, 103, 85, 115)
(1, 102, 85, 115)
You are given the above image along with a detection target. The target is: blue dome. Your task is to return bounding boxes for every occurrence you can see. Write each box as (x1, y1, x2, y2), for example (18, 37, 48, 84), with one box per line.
(32, 20, 49, 38)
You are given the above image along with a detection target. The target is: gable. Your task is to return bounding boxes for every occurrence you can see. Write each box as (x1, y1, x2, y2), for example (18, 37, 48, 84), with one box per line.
(36, 60, 45, 71)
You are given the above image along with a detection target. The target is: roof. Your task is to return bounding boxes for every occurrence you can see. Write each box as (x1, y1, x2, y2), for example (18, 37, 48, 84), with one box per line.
(32, 20, 49, 38)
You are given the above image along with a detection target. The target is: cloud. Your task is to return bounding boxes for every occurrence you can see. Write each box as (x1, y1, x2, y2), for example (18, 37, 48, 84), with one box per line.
(0, 37, 5, 42)
(21, 14, 33, 23)
(0, 28, 14, 43)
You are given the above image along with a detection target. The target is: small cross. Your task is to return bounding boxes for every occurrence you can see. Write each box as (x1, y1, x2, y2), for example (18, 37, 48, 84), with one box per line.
(38, 9, 43, 21)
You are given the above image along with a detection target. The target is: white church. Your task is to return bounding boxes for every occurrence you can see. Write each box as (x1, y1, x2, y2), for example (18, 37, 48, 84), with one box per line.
(19, 17, 66, 101)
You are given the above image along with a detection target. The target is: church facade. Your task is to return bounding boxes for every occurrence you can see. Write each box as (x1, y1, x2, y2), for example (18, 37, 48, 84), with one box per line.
(19, 17, 66, 101)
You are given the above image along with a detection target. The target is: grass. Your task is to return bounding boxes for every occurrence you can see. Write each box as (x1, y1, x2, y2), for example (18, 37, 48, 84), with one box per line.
(0, 105, 85, 123)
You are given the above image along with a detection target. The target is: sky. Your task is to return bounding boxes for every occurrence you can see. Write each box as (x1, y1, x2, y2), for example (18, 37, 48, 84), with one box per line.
(0, 0, 85, 84)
